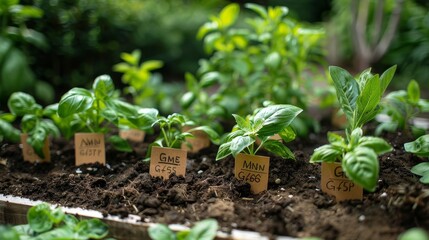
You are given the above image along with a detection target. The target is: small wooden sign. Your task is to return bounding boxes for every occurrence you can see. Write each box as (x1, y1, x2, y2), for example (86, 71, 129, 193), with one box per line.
(181, 127, 210, 153)
(119, 129, 145, 142)
(74, 133, 105, 166)
(149, 146, 187, 180)
(234, 153, 270, 194)
(20, 134, 50, 163)
(321, 162, 363, 201)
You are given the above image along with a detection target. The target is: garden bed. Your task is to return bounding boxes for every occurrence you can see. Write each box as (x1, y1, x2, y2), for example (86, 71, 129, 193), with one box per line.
(0, 127, 428, 240)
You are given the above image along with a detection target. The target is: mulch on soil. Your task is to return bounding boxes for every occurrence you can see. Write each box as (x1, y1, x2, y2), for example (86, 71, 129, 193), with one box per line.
(0, 127, 428, 240)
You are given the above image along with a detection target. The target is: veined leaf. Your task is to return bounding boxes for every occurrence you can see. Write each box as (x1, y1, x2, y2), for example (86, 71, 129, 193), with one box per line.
(278, 126, 296, 143)
(105, 99, 137, 117)
(310, 144, 343, 163)
(216, 141, 232, 160)
(358, 136, 392, 155)
(232, 114, 250, 131)
(254, 104, 302, 137)
(407, 80, 420, 105)
(148, 224, 175, 240)
(355, 75, 381, 128)
(8, 92, 40, 116)
(329, 66, 359, 122)
(108, 135, 132, 153)
(185, 219, 218, 240)
(327, 132, 345, 144)
(27, 203, 53, 233)
(230, 135, 254, 157)
(58, 88, 93, 118)
(410, 162, 429, 177)
(93, 75, 114, 100)
(75, 219, 109, 239)
(343, 147, 379, 192)
(404, 135, 429, 157)
(263, 139, 295, 159)
(379, 65, 397, 95)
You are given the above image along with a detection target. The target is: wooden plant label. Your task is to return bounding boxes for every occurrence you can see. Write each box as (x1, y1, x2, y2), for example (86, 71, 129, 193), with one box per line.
(20, 134, 50, 163)
(234, 153, 270, 194)
(119, 129, 145, 142)
(74, 133, 105, 166)
(149, 146, 187, 180)
(321, 162, 363, 201)
(181, 127, 210, 153)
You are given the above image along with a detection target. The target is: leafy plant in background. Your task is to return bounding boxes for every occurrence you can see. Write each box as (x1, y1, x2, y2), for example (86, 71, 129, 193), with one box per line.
(0, 0, 53, 106)
(376, 80, 429, 137)
(148, 219, 218, 240)
(58, 75, 150, 152)
(216, 104, 302, 161)
(182, 3, 325, 136)
(7, 92, 59, 158)
(0, 111, 20, 143)
(151, 113, 219, 150)
(310, 66, 396, 191)
(398, 227, 429, 240)
(404, 135, 429, 184)
(0, 203, 112, 240)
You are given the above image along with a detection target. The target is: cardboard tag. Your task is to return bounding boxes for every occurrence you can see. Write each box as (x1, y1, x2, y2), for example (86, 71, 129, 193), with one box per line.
(234, 153, 270, 194)
(181, 127, 210, 153)
(119, 129, 145, 142)
(321, 162, 363, 201)
(74, 133, 105, 166)
(20, 134, 50, 163)
(150, 146, 187, 180)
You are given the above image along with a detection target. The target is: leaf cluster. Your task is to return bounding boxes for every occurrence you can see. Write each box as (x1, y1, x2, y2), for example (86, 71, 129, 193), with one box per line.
(0, 111, 20, 143)
(376, 80, 429, 137)
(148, 219, 218, 240)
(216, 104, 302, 160)
(404, 134, 429, 184)
(7, 92, 60, 158)
(0, 203, 112, 240)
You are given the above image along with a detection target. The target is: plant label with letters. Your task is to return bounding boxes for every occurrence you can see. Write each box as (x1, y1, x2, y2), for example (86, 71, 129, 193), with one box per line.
(235, 153, 269, 194)
(119, 129, 145, 142)
(181, 127, 210, 153)
(20, 134, 50, 163)
(321, 162, 363, 201)
(150, 146, 187, 179)
(75, 133, 105, 166)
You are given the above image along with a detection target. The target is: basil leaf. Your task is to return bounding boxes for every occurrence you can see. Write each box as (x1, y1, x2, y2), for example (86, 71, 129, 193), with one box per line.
(216, 141, 233, 161)
(404, 135, 429, 157)
(188, 125, 220, 144)
(358, 136, 392, 155)
(278, 126, 296, 143)
(75, 219, 109, 239)
(230, 135, 254, 157)
(108, 135, 133, 153)
(232, 114, 250, 131)
(329, 66, 359, 122)
(343, 147, 379, 192)
(254, 104, 302, 137)
(0, 226, 19, 240)
(379, 65, 396, 95)
(407, 80, 420, 105)
(327, 132, 344, 144)
(58, 88, 93, 118)
(310, 144, 343, 163)
(181, 92, 196, 109)
(8, 91, 41, 116)
(148, 224, 175, 240)
(27, 203, 53, 233)
(49, 208, 65, 224)
(32, 226, 74, 240)
(355, 75, 381, 127)
(0, 119, 20, 142)
(410, 162, 429, 177)
(186, 219, 218, 240)
(27, 126, 47, 158)
(263, 139, 295, 159)
(93, 75, 114, 100)
(105, 99, 137, 117)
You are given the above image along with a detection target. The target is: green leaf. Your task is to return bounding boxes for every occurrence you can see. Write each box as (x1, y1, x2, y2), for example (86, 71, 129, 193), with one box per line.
(216, 141, 233, 161)
(232, 114, 250, 131)
(32, 226, 74, 240)
(358, 136, 392, 155)
(186, 219, 218, 240)
(219, 3, 240, 28)
(49, 208, 65, 224)
(141, 60, 163, 71)
(263, 139, 295, 159)
(200, 72, 221, 88)
(0, 226, 19, 240)
(108, 135, 133, 152)
(278, 126, 296, 143)
(379, 65, 396, 95)
(398, 228, 429, 240)
(420, 174, 429, 184)
(355, 75, 381, 127)
(407, 80, 420, 105)
(329, 66, 359, 122)
(58, 88, 93, 118)
(188, 126, 220, 144)
(148, 224, 175, 240)
(343, 147, 379, 192)
(180, 92, 196, 109)
(410, 162, 429, 177)
(63, 214, 79, 229)
(105, 99, 137, 117)
(264, 52, 281, 69)
(7, 92, 40, 116)
(254, 104, 302, 137)
(404, 135, 429, 157)
(93, 75, 114, 100)
(327, 132, 344, 144)
(310, 144, 343, 163)
(27, 203, 53, 233)
(230, 135, 254, 157)
(75, 219, 109, 239)
(0, 119, 20, 142)
(245, 3, 268, 18)
(27, 127, 47, 158)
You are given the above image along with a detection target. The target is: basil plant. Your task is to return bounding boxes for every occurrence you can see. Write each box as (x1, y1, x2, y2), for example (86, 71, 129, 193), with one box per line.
(404, 135, 429, 184)
(310, 66, 396, 191)
(216, 104, 302, 160)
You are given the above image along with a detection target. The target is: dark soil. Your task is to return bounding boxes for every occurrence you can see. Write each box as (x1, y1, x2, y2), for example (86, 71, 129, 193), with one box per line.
(0, 127, 428, 240)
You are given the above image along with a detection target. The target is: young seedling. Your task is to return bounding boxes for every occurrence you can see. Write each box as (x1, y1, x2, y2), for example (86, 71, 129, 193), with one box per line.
(149, 113, 219, 180)
(404, 134, 429, 184)
(310, 66, 396, 199)
(216, 104, 302, 193)
(58, 75, 146, 165)
(7, 92, 60, 161)
(148, 219, 218, 240)
(0, 203, 111, 240)
(376, 80, 429, 137)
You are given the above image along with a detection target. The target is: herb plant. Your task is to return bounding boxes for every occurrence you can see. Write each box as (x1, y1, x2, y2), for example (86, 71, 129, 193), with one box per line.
(310, 66, 396, 191)
(376, 80, 429, 137)
(7, 92, 60, 158)
(152, 113, 219, 149)
(0, 203, 111, 240)
(0, 111, 20, 143)
(404, 134, 429, 184)
(216, 104, 302, 160)
(58, 75, 149, 152)
(148, 219, 218, 240)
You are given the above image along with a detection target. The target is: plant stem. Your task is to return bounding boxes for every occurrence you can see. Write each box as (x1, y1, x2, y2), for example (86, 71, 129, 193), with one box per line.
(161, 126, 170, 148)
